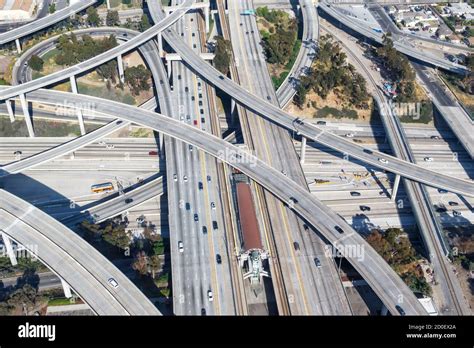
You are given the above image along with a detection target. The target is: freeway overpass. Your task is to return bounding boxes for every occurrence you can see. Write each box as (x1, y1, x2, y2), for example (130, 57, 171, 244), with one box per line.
(318, 1, 470, 75)
(0, 190, 160, 315)
(0, 0, 195, 101)
(0, 0, 97, 46)
(6, 87, 428, 315)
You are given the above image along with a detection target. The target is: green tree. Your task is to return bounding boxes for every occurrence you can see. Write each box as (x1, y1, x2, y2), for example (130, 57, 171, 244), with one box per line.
(28, 54, 44, 71)
(48, 3, 56, 14)
(294, 83, 307, 109)
(124, 65, 151, 95)
(213, 35, 232, 75)
(140, 14, 151, 32)
(106, 10, 120, 26)
(86, 6, 101, 26)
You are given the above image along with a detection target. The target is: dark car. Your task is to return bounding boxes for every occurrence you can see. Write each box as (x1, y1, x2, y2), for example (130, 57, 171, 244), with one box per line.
(185, 87, 189, 92)
(201, 117, 205, 123)
(216, 254, 222, 264)
(453, 210, 462, 217)
(178, 74, 182, 80)
(202, 226, 207, 234)
(198, 182, 203, 190)
(13, 150, 22, 156)
(219, 75, 225, 80)
(293, 242, 300, 251)
(212, 221, 218, 230)
(314, 258, 322, 268)
(185, 202, 191, 211)
(350, 191, 361, 197)
(191, 96, 195, 101)
(316, 121, 326, 125)
(360, 205, 371, 212)
(436, 206, 447, 213)
(438, 188, 448, 194)
(194, 214, 199, 222)
(266, 96, 271, 101)
(448, 201, 459, 206)
(201, 308, 206, 315)
(125, 198, 133, 204)
(395, 305, 406, 316)
(335, 226, 344, 234)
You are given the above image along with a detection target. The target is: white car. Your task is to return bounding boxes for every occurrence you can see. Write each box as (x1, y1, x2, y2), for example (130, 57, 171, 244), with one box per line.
(281, 170, 288, 176)
(106, 144, 115, 149)
(424, 157, 434, 162)
(345, 133, 354, 138)
(378, 158, 388, 164)
(173, 174, 178, 181)
(178, 241, 184, 253)
(108, 278, 119, 289)
(207, 290, 213, 302)
(183, 175, 188, 182)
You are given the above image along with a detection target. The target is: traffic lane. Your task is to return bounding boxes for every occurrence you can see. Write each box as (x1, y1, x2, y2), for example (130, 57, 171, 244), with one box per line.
(0, 0, 195, 100)
(0, 192, 160, 315)
(16, 88, 428, 314)
(160, 31, 474, 197)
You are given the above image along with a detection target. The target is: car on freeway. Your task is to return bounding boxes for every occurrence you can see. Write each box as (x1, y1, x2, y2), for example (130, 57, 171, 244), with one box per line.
(216, 254, 222, 264)
(178, 74, 182, 80)
(149, 150, 158, 156)
(345, 133, 354, 138)
(266, 96, 271, 101)
(207, 175, 211, 182)
(183, 175, 188, 182)
(350, 191, 361, 197)
(13, 150, 22, 156)
(281, 170, 288, 176)
(219, 75, 225, 80)
(212, 221, 218, 230)
(125, 198, 133, 204)
(423, 157, 434, 162)
(107, 278, 119, 289)
(436, 206, 447, 213)
(191, 96, 195, 101)
(378, 158, 388, 164)
(438, 188, 448, 194)
(395, 305, 406, 316)
(314, 258, 322, 268)
(106, 144, 114, 149)
(186, 114, 191, 121)
(448, 201, 459, 206)
(453, 210, 462, 217)
(316, 121, 326, 125)
(189, 144, 193, 151)
(180, 115, 184, 121)
(360, 205, 371, 212)
(335, 226, 344, 234)
(201, 308, 206, 315)
(293, 242, 300, 251)
(194, 214, 199, 222)
(208, 290, 213, 302)
(201, 117, 205, 123)
(430, 135, 440, 140)
(178, 241, 184, 253)
(202, 226, 207, 234)
(185, 86, 189, 92)
(173, 174, 178, 182)
(211, 202, 216, 209)
(198, 182, 203, 190)
(193, 119, 198, 126)
(185, 202, 190, 211)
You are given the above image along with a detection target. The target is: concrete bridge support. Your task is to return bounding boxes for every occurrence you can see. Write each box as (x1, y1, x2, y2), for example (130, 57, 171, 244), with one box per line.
(300, 136, 307, 164)
(69, 76, 86, 135)
(5, 99, 15, 122)
(61, 279, 72, 298)
(15, 39, 21, 54)
(19, 93, 34, 138)
(391, 174, 401, 202)
(117, 54, 125, 84)
(1, 232, 17, 266)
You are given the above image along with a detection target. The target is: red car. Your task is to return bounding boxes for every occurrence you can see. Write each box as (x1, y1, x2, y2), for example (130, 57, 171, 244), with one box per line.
(193, 119, 198, 126)
(148, 151, 158, 156)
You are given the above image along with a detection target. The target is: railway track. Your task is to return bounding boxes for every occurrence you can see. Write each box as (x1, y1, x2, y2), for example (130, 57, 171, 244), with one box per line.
(326, 25, 467, 314)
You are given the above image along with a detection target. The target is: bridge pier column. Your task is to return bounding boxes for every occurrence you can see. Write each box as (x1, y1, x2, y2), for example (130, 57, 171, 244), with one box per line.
(19, 93, 34, 138)
(117, 54, 125, 84)
(69, 76, 86, 135)
(15, 39, 21, 54)
(1, 233, 18, 266)
(381, 304, 389, 316)
(157, 32, 164, 57)
(5, 99, 15, 122)
(159, 133, 164, 158)
(106, 0, 111, 10)
(166, 60, 172, 79)
(61, 278, 72, 298)
(300, 136, 307, 164)
(391, 174, 400, 202)
(230, 98, 236, 115)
